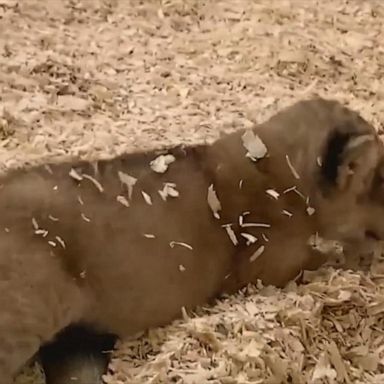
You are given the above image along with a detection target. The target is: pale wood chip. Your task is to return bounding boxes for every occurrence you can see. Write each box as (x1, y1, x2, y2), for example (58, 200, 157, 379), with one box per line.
(285, 154, 300, 179)
(159, 182, 179, 201)
(240, 232, 258, 245)
(222, 224, 238, 246)
(150, 154, 176, 173)
(31, 217, 39, 230)
(262, 233, 270, 242)
(44, 164, 53, 174)
(170, 241, 193, 250)
(241, 222, 271, 228)
(81, 213, 91, 222)
(141, 191, 153, 205)
(118, 171, 137, 200)
(116, 195, 130, 207)
(55, 236, 66, 248)
(282, 209, 293, 217)
(207, 184, 221, 219)
(77, 195, 84, 205)
(82, 173, 104, 192)
(241, 130, 267, 161)
(266, 189, 279, 200)
(306, 206, 315, 215)
(69, 167, 83, 181)
(249, 245, 265, 262)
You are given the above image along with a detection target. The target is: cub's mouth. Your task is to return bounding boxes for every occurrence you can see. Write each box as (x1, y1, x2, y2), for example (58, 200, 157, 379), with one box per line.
(307, 232, 384, 274)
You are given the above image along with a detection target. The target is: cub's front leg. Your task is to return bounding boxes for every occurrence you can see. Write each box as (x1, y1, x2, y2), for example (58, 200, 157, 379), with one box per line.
(39, 325, 117, 384)
(0, 233, 85, 383)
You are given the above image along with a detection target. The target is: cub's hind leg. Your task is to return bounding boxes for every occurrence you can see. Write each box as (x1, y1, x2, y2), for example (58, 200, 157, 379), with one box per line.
(39, 324, 117, 384)
(0, 234, 86, 383)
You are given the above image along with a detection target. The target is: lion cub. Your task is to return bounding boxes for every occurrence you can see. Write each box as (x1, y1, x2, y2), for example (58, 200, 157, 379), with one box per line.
(2, 98, 384, 384)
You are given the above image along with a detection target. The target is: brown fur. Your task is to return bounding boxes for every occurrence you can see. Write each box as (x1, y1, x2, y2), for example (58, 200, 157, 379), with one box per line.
(1, 98, 384, 383)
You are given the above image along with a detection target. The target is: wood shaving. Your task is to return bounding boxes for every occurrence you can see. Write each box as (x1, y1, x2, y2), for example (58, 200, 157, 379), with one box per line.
(31, 217, 39, 231)
(55, 236, 66, 249)
(207, 184, 221, 219)
(116, 195, 130, 207)
(44, 164, 53, 174)
(77, 195, 84, 206)
(307, 206, 316, 216)
(241, 130, 267, 161)
(285, 154, 300, 180)
(312, 353, 337, 381)
(249, 245, 265, 262)
(170, 241, 193, 251)
(262, 233, 270, 242)
(266, 188, 280, 200)
(141, 191, 152, 205)
(35, 229, 48, 237)
(238, 211, 251, 226)
(282, 209, 293, 217)
(118, 171, 137, 200)
(222, 224, 238, 246)
(82, 173, 104, 193)
(283, 186, 297, 194)
(158, 182, 179, 201)
(283, 186, 306, 201)
(240, 232, 258, 245)
(69, 168, 83, 181)
(81, 213, 91, 222)
(150, 154, 176, 173)
(241, 222, 271, 228)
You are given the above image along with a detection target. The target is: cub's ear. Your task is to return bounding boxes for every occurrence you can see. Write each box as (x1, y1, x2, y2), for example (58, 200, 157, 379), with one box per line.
(320, 129, 381, 198)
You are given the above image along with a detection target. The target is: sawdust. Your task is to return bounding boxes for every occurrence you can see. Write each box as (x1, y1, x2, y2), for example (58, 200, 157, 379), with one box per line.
(105, 269, 384, 384)
(1, 0, 383, 383)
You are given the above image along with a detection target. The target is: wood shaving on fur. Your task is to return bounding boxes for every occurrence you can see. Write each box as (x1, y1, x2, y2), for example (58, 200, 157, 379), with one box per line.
(222, 224, 238, 246)
(141, 191, 152, 205)
(169, 241, 193, 251)
(82, 173, 104, 193)
(158, 182, 179, 201)
(150, 154, 176, 173)
(249, 245, 265, 262)
(241, 130, 268, 161)
(118, 171, 137, 200)
(207, 184, 221, 219)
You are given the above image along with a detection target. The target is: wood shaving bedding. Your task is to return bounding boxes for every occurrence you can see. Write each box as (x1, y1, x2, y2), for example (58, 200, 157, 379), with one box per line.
(103, 269, 384, 384)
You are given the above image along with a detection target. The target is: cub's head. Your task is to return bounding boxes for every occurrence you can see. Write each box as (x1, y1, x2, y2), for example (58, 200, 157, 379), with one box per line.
(313, 124, 384, 272)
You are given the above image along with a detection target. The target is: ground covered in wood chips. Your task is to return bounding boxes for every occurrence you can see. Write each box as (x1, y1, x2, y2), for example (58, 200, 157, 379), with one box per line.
(1, 0, 384, 383)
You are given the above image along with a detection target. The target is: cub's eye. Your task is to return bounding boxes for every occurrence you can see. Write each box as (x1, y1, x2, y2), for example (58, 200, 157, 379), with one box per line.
(365, 230, 380, 241)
